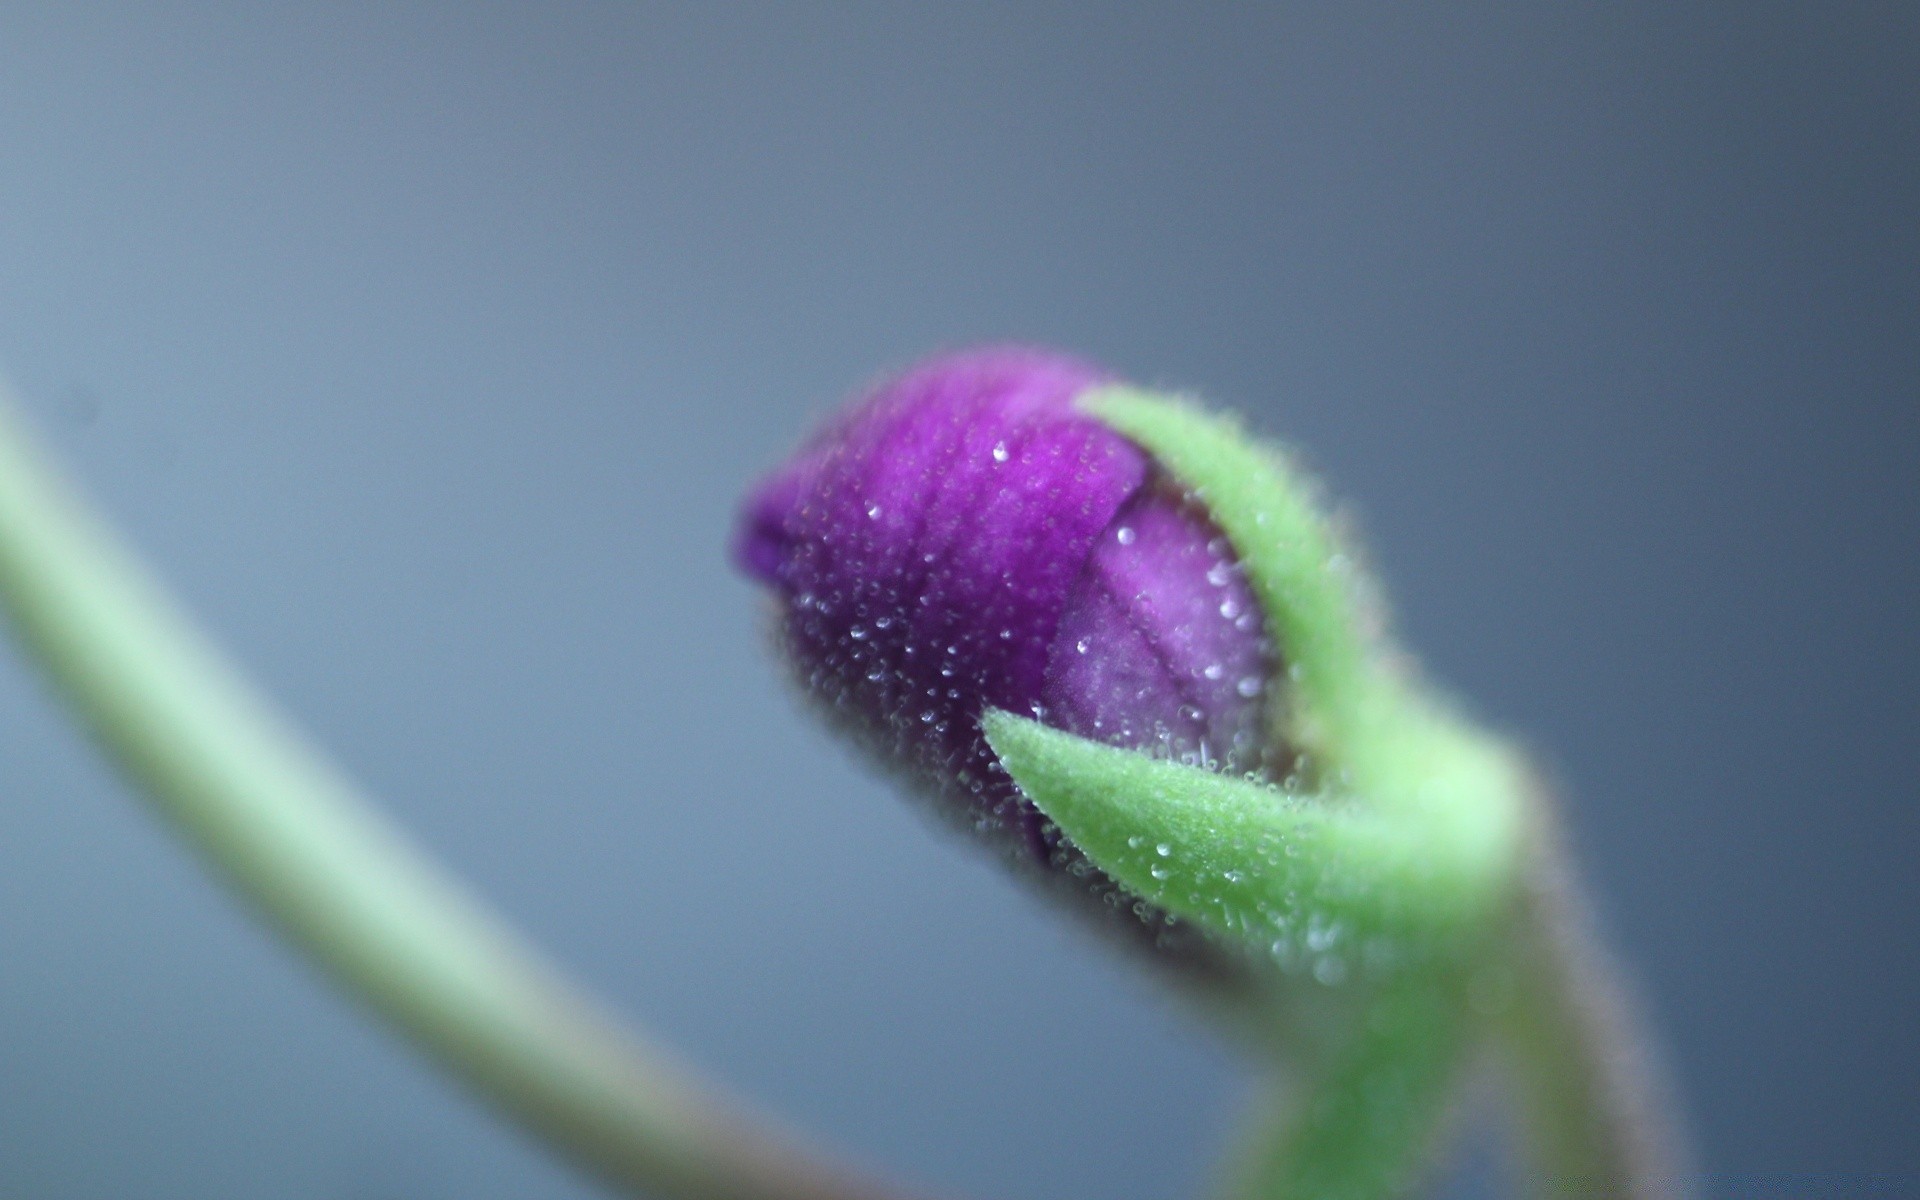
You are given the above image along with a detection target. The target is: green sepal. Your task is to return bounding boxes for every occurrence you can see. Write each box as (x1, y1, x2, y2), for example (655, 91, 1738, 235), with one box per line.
(982, 711, 1496, 964)
(1075, 386, 1526, 929)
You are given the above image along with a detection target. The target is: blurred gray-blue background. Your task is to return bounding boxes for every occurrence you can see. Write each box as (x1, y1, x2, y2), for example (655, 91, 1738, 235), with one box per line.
(0, 6, 1913, 1198)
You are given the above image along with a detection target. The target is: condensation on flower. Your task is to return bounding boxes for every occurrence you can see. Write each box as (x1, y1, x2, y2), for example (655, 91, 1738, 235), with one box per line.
(734, 346, 1280, 878)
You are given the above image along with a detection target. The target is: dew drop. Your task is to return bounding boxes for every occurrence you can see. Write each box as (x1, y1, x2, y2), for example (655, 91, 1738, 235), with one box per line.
(866, 503, 883, 520)
(1154, 842, 1172, 858)
(1075, 637, 1091, 655)
(1203, 662, 1225, 681)
(991, 441, 1010, 463)
(1237, 676, 1263, 698)
(1115, 525, 1136, 545)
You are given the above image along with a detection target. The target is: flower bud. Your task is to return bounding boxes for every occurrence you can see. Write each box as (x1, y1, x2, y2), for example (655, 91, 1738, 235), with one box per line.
(735, 347, 1277, 963)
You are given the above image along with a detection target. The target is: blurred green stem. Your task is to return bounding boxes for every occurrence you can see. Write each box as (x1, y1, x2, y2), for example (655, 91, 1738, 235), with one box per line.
(1223, 973, 1475, 1200)
(1494, 804, 1691, 1200)
(0, 388, 934, 1200)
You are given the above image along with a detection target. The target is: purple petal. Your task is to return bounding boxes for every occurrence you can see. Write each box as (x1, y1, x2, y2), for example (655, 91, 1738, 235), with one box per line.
(1042, 482, 1272, 774)
(736, 347, 1138, 830)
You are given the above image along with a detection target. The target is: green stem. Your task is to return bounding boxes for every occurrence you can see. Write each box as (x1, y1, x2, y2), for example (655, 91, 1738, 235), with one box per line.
(1495, 801, 1693, 1200)
(1222, 973, 1474, 1200)
(0, 390, 936, 1200)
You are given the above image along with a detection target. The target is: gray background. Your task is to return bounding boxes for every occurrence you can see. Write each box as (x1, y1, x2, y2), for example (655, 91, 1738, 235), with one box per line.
(0, 5, 1913, 1198)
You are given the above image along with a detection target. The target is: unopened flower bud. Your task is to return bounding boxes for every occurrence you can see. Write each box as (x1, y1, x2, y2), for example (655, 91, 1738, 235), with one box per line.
(734, 347, 1277, 964)
(734, 350, 1566, 1190)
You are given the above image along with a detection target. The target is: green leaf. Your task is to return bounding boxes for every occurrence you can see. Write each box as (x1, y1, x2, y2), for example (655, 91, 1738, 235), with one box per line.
(981, 712, 1494, 963)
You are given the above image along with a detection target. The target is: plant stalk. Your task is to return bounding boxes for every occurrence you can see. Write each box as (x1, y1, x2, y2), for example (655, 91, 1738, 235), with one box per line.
(1496, 797, 1692, 1200)
(0, 388, 938, 1200)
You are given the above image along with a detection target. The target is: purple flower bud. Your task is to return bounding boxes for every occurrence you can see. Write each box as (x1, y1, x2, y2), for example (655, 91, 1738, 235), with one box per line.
(735, 347, 1276, 962)
(736, 346, 1276, 838)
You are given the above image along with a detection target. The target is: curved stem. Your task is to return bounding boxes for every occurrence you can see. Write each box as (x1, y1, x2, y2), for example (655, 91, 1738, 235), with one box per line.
(1496, 799, 1693, 1200)
(0, 390, 942, 1200)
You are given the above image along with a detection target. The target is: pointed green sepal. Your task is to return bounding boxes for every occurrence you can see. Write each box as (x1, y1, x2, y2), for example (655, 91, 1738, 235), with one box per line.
(982, 711, 1505, 968)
